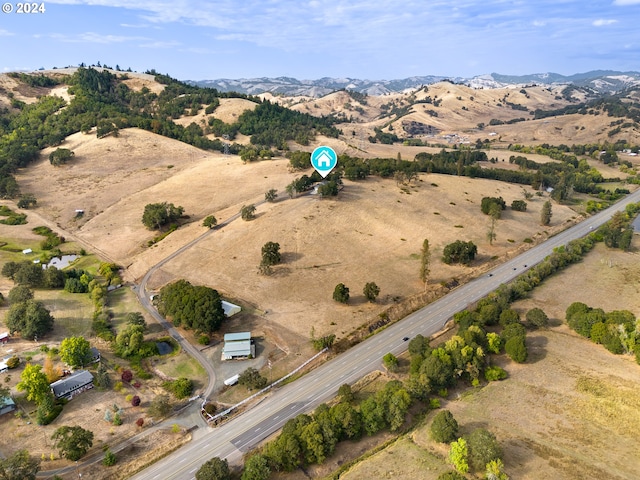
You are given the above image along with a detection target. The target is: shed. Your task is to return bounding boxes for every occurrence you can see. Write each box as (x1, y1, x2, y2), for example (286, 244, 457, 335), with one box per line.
(221, 301, 241, 317)
(0, 396, 16, 416)
(50, 370, 94, 400)
(88, 347, 101, 364)
(222, 331, 254, 360)
(0, 332, 9, 344)
(22, 248, 33, 254)
(224, 332, 251, 342)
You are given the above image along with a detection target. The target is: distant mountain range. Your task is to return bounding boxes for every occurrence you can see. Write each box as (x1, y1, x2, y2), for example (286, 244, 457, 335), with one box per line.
(187, 70, 640, 97)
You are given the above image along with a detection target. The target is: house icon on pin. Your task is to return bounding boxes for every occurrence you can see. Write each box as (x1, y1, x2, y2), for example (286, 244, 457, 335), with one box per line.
(316, 151, 333, 168)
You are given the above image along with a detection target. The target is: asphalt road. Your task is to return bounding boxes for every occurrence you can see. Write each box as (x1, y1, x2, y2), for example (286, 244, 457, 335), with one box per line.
(131, 188, 640, 480)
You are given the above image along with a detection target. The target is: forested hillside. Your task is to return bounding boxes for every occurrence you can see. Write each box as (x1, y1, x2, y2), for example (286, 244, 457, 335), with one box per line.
(0, 68, 341, 200)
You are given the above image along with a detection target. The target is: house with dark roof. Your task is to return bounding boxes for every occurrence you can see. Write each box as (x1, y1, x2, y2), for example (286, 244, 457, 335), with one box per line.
(50, 370, 94, 400)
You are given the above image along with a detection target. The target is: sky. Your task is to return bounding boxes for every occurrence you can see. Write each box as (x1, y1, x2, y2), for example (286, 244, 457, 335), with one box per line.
(1, 0, 639, 81)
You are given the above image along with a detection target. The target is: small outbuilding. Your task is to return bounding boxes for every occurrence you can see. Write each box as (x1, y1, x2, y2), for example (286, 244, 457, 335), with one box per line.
(0, 332, 9, 344)
(0, 395, 16, 416)
(221, 301, 241, 317)
(50, 370, 94, 400)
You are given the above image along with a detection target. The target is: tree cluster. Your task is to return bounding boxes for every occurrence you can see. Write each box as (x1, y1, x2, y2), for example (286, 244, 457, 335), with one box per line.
(566, 302, 638, 358)
(158, 280, 226, 333)
(142, 202, 184, 230)
(480, 197, 506, 217)
(442, 240, 477, 265)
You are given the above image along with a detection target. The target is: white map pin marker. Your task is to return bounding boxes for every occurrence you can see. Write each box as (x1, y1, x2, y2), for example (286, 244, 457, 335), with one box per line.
(310, 146, 337, 178)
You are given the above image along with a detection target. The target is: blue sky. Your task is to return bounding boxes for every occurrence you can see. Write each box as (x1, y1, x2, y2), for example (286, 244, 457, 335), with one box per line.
(1, 0, 639, 81)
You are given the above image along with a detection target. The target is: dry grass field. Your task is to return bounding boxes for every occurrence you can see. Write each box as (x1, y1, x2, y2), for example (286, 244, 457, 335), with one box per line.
(2, 71, 640, 477)
(330, 242, 640, 480)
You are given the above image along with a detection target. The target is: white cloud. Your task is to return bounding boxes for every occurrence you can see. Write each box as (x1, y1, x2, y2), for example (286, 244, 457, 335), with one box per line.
(139, 40, 181, 48)
(0, 29, 14, 36)
(532, 20, 546, 27)
(593, 19, 618, 26)
(613, 0, 640, 5)
(42, 31, 147, 43)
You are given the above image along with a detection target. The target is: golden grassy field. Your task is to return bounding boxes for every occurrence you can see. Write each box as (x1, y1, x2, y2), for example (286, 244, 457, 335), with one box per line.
(2, 72, 640, 478)
(328, 242, 640, 480)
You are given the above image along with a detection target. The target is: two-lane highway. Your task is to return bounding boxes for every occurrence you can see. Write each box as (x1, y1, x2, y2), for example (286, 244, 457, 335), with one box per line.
(132, 188, 640, 479)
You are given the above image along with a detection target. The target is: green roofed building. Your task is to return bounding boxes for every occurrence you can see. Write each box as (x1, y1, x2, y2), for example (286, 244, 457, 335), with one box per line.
(222, 332, 254, 360)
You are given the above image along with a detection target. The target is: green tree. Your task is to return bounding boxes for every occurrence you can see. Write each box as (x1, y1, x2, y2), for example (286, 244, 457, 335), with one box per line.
(486, 458, 509, 480)
(13, 263, 44, 287)
(17, 193, 37, 209)
(94, 363, 111, 389)
(16, 363, 51, 405)
(148, 394, 171, 418)
(337, 383, 354, 403)
(43, 266, 65, 288)
(114, 324, 145, 358)
(125, 311, 147, 329)
(333, 283, 350, 304)
(511, 199, 527, 212)
(102, 449, 117, 466)
(442, 240, 477, 265)
(203, 215, 217, 229)
(487, 215, 497, 246)
(164, 377, 194, 399)
(240, 204, 256, 221)
(264, 189, 278, 202)
(430, 409, 459, 443)
(238, 368, 267, 390)
(59, 336, 91, 368)
(419, 239, 431, 287)
(261, 242, 281, 266)
(8, 285, 33, 304)
(0, 449, 41, 480)
(142, 202, 184, 230)
(196, 457, 231, 480)
(540, 200, 552, 226)
(382, 352, 398, 372)
(449, 438, 469, 474)
(158, 280, 225, 333)
(51, 426, 94, 461)
(48, 148, 74, 166)
(241, 453, 271, 480)
(504, 336, 527, 363)
(526, 308, 549, 329)
(363, 282, 380, 302)
(6, 300, 54, 340)
(467, 428, 502, 472)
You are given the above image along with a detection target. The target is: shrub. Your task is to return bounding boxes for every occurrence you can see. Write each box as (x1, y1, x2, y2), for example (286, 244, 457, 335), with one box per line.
(6, 356, 19, 369)
(136, 417, 144, 427)
(103, 449, 116, 466)
(131, 395, 141, 407)
(484, 366, 507, 381)
(121, 370, 133, 383)
(163, 377, 194, 399)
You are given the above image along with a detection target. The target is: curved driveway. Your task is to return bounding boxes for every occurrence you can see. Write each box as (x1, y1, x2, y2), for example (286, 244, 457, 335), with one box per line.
(131, 188, 640, 480)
